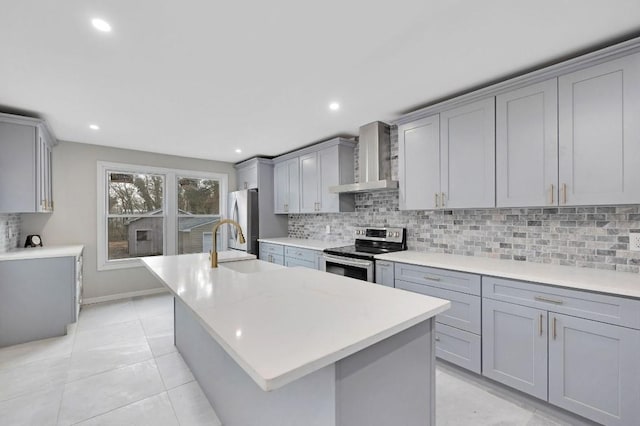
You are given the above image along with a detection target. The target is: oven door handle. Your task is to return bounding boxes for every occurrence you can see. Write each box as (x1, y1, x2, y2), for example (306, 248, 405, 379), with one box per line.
(322, 254, 373, 268)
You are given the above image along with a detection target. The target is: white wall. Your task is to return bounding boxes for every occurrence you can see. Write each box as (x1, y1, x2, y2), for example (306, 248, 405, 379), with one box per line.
(21, 141, 236, 300)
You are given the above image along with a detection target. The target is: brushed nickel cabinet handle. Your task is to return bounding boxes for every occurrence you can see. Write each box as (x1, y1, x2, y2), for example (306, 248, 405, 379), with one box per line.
(539, 314, 543, 336)
(534, 296, 564, 305)
(435, 193, 439, 208)
(552, 317, 557, 340)
(441, 192, 446, 207)
(435, 336, 440, 342)
(550, 184, 554, 205)
(562, 183, 567, 204)
(424, 276, 441, 282)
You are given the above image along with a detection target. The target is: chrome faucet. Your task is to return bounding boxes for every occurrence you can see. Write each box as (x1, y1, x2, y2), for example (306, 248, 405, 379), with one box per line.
(210, 219, 246, 268)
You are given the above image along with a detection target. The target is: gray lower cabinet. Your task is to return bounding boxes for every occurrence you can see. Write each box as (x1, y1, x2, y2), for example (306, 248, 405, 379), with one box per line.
(482, 298, 548, 400)
(548, 313, 640, 426)
(558, 52, 640, 206)
(0, 254, 81, 347)
(259, 242, 285, 266)
(496, 78, 559, 207)
(394, 263, 482, 373)
(482, 276, 640, 425)
(374, 260, 394, 287)
(259, 242, 321, 270)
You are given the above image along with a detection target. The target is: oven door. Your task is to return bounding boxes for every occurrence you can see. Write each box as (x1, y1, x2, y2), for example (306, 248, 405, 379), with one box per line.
(321, 254, 374, 282)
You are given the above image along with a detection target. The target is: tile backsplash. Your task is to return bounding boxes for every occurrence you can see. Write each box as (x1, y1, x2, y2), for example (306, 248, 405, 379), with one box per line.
(289, 127, 640, 274)
(0, 214, 21, 253)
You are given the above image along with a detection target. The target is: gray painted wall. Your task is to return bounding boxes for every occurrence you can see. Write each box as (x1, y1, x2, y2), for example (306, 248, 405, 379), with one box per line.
(0, 213, 21, 253)
(20, 141, 236, 300)
(289, 127, 640, 274)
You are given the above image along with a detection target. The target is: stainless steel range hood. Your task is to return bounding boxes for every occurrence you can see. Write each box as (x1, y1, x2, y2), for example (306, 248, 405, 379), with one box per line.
(329, 121, 398, 193)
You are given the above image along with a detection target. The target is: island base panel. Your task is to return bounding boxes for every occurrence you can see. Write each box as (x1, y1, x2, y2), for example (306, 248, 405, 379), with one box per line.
(175, 298, 435, 426)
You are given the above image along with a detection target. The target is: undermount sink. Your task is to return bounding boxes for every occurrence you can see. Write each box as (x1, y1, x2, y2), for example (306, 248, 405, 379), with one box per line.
(220, 259, 284, 274)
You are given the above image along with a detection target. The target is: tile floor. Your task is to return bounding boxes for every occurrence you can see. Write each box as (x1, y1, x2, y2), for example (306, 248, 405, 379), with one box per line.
(0, 292, 595, 426)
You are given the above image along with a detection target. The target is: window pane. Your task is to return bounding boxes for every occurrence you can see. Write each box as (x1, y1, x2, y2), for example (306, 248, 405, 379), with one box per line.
(109, 172, 164, 214)
(108, 217, 164, 259)
(178, 217, 220, 254)
(177, 178, 220, 215)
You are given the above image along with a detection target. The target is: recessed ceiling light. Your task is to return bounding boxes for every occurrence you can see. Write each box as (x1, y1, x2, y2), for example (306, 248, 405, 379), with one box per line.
(89, 124, 100, 130)
(329, 102, 340, 111)
(91, 18, 112, 32)
(235, 148, 242, 154)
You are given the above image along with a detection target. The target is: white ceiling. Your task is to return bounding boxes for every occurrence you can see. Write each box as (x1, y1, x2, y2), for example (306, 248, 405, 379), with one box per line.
(1, 1, 640, 163)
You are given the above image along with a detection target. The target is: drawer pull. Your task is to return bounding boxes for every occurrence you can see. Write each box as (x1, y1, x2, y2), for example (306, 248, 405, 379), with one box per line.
(539, 314, 543, 336)
(424, 276, 441, 282)
(534, 296, 563, 305)
(552, 317, 557, 340)
(435, 336, 440, 342)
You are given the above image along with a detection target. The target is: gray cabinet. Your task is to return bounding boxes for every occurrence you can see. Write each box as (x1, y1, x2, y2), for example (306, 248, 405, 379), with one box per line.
(374, 260, 394, 287)
(0, 251, 82, 347)
(548, 313, 640, 426)
(482, 298, 548, 400)
(440, 98, 495, 209)
(277, 139, 355, 214)
(236, 162, 257, 190)
(398, 114, 440, 210)
(558, 52, 640, 206)
(274, 158, 300, 214)
(0, 114, 56, 213)
(284, 246, 318, 270)
(482, 276, 640, 425)
(496, 79, 558, 207)
(394, 263, 481, 373)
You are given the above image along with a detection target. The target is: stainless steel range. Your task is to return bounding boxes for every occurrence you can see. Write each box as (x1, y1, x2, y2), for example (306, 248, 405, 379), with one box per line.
(321, 227, 406, 282)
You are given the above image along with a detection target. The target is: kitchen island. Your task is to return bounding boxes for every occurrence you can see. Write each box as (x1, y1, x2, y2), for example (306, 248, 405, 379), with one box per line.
(142, 253, 450, 426)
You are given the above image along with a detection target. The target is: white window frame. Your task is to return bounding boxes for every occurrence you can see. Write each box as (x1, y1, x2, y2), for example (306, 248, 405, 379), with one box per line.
(97, 161, 228, 271)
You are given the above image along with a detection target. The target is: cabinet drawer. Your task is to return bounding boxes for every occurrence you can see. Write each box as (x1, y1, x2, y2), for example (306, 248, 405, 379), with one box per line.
(396, 280, 481, 334)
(483, 276, 640, 329)
(260, 253, 284, 265)
(435, 323, 481, 374)
(284, 246, 318, 263)
(285, 257, 316, 270)
(259, 243, 284, 256)
(394, 263, 481, 295)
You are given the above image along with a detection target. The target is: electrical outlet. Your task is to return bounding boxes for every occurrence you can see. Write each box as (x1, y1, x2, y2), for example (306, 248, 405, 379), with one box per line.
(325, 225, 331, 234)
(630, 231, 640, 252)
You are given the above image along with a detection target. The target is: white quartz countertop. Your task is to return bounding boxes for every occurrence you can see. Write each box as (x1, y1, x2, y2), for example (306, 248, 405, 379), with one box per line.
(375, 251, 640, 299)
(142, 254, 450, 391)
(0, 245, 84, 261)
(257, 237, 342, 251)
(215, 250, 256, 262)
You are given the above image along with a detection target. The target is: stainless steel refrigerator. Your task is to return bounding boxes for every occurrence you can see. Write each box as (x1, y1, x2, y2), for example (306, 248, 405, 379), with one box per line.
(227, 189, 259, 254)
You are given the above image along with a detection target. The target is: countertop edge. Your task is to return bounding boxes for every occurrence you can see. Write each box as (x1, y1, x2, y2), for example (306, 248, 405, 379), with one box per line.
(0, 245, 85, 261)
(257, 238, 341, 251)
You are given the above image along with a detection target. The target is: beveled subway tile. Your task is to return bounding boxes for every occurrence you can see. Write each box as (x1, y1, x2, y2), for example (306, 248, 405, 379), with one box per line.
(58, 359, 164, 425)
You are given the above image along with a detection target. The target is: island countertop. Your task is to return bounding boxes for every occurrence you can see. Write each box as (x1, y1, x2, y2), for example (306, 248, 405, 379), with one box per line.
(142, 254, 450, 391)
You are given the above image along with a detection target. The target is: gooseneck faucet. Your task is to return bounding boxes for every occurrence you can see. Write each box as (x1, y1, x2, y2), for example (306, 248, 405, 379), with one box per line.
(210, 219, 246, 268)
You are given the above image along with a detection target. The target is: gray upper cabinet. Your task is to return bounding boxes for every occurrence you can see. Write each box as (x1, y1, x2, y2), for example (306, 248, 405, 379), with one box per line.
(274, 139, 355, 214)
(558, 52, 640, 205)
(0, 113, 55, 213)
(273, 158, 300, 214)
(482, 297, 548, 400)
(398, 114, 440, 210)
(496, 79, 558, 207)
(236, 162, 258, 190)
(548, 313, 640, 426)
(440, 98, 496, 209)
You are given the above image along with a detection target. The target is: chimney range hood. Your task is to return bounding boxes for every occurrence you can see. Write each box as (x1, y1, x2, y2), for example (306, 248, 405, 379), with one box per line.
(329, 121, 398, 193)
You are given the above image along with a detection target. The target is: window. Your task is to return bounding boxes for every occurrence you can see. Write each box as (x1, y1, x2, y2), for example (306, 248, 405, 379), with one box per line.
(98, 162, 227, 270)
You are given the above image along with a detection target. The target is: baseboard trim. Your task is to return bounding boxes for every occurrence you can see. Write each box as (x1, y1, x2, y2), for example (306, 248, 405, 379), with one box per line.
(82, 288, 169, 305)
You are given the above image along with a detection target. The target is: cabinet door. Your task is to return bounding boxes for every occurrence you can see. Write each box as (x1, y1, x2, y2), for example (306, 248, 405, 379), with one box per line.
(548, 313, 640, 426)
(299, 152, 319, 213)
(375, 261, 394, 287)
(398, 115, 440, 210)
(236, 164, 257, 190)
(0, 122, 37, 213)
(286, 158, 300, 213)
(482, 298, 548, 400)
(273, 162, 288, 214)
(441, 98, 495, 208)
(496, 79, 558, 207)
(318, 146, 340, 213)
(558, 53, 640, 205)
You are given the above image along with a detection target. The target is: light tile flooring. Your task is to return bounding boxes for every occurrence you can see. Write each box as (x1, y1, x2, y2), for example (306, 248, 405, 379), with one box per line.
(0, 293, 594, 426)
